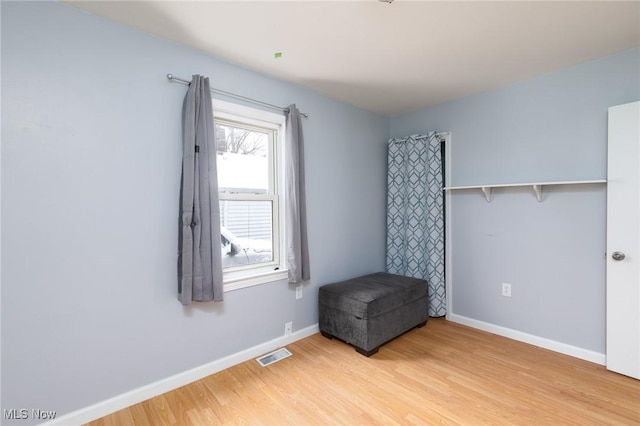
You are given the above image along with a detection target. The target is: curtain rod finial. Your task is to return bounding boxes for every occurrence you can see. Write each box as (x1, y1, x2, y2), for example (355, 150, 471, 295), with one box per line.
(167, 73, 173, 80)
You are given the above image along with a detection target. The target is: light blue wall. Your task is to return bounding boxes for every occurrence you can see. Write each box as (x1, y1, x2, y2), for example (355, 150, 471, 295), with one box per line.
(391, 47, 640, 354)
(0, 2, 388, 422)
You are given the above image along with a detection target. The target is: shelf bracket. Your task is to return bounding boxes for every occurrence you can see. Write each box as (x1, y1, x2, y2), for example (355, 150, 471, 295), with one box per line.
(532, 184, 542, 202)
(481, 186, 492, 202)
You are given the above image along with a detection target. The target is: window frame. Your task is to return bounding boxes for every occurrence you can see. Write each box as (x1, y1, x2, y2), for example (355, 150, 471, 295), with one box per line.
(212, 99, 288, 291)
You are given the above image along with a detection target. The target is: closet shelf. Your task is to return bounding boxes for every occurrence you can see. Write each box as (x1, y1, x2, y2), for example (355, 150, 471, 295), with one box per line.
(444, 179, 607, 202)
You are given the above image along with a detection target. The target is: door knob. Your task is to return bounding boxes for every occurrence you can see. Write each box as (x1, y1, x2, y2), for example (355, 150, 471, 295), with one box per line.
(612, 251, 626, 261)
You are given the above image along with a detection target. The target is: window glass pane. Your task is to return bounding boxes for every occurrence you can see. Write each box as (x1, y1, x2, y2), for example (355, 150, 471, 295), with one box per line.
(215, 122, 269, 194)
(219, 200, 273, 268)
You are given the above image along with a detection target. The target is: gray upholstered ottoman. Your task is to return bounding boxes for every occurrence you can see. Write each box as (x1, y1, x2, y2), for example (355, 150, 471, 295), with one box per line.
(318, 272, 429, 356)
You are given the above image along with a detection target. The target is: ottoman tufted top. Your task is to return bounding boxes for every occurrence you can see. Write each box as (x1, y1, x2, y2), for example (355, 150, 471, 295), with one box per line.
(319, 272, 428, 319)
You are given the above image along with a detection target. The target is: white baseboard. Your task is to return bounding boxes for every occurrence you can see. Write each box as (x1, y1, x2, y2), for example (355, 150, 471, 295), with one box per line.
(44, 324, 320, 426)
(45, 317, 605, 425)
(448, 314, 606, 366)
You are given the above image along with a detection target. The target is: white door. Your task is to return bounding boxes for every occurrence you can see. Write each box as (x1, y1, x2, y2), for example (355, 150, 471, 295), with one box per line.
(606, 101, 640, 379)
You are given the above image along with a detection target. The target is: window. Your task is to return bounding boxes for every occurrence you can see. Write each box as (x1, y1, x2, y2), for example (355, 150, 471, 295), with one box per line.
(213, 100, 287, 289)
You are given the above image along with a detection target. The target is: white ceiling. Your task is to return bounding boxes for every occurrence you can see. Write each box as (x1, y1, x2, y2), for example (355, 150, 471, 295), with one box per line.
(65, 1, 640, 116)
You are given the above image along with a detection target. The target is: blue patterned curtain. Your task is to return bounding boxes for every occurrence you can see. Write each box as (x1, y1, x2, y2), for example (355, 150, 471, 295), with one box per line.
(386, 132, 445, 317)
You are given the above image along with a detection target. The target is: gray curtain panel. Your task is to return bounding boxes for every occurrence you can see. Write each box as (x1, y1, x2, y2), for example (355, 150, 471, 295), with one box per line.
(386, 132, 445, 316)
(285, 104, 310, 284)
(178, 75, 224, 305)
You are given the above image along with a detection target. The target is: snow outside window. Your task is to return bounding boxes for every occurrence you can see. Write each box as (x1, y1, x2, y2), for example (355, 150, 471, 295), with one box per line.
(212, 100, 286, 288)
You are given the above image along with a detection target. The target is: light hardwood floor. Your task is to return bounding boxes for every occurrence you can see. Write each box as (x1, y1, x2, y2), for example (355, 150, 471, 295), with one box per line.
(88, 318, 640, 425)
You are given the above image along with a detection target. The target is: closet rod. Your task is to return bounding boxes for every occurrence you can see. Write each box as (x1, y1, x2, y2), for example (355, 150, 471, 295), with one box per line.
(167, 73, 308, 118)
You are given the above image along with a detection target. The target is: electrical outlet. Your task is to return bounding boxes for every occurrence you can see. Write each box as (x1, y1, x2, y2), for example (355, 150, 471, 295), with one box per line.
(284, 321, 292, 336)
(295, 285, 303, 300)
(501, 283, 512, 298)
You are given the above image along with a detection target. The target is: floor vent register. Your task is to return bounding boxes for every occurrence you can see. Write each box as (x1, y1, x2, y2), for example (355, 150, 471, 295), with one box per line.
(256, 348, 292, 367)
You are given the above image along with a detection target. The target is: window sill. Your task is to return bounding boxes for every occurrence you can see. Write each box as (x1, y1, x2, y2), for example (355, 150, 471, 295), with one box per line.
(223, 269, 289, 292)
